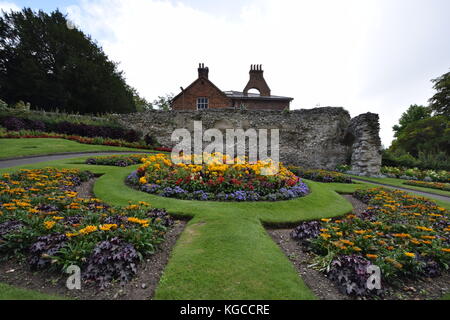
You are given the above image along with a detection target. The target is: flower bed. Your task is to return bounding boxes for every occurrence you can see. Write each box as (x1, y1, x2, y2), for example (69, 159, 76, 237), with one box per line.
(289, 167, 353, 184)
(381, 166, 450, 183)
(86, 154, 147, 167)
(404, 180, 450, 192)
(0, 129, 152, 150)
(0, 168, 173, 288)
(291, 188, 449, 297)
(0, 114, 141, 142)
(127, 153, 309, 202)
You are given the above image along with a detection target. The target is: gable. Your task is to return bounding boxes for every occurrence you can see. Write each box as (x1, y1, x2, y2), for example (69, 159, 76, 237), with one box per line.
(171, 77, 232, 110)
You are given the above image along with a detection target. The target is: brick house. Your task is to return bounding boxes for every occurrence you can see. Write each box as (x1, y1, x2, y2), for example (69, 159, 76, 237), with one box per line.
(171, 64, 293, 111)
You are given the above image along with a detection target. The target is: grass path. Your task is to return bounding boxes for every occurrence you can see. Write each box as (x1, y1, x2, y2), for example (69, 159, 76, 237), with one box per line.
(0, 138, 149, 159)
(0, 158, 448, 300)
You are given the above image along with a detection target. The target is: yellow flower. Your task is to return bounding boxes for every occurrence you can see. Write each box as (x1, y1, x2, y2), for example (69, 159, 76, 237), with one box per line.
(66, 232, 79, 238)
(79, 225, 98, 235)
(441, 248, 450, 253)
(404, 252, 416, 258)
(99, 224, 118, 231)
(139, 176, 148, 184)
(366, 254, 378, 259)
(44, 221, 56, 230)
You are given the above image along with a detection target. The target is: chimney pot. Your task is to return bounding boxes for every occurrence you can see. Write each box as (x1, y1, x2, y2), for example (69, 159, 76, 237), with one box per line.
(198, 63, 209, 79)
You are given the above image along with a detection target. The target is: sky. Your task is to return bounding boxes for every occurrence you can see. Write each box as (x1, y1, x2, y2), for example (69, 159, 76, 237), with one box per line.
(1, 0, 449, 147)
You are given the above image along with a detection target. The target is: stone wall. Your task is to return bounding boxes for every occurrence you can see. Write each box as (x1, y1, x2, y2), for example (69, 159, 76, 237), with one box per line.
(114, 107, 382, 176)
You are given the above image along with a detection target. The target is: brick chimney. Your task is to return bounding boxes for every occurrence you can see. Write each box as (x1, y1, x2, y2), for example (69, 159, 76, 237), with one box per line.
(243, 64, 271, 96)
(198, 63, 209, 79)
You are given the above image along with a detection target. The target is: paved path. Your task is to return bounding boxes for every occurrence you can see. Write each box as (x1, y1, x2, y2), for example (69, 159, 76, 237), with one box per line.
(0, 151, 153, 169)
(352, 177, 450, 203)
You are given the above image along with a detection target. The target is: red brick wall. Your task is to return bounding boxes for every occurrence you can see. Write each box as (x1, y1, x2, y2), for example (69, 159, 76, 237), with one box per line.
(172, 79, 232, 110)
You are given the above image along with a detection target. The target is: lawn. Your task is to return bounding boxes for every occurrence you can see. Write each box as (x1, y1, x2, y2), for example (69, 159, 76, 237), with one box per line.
(349, 175, 450, 197)
(0, 138, 149, 159)
(0, 157, 448, 300)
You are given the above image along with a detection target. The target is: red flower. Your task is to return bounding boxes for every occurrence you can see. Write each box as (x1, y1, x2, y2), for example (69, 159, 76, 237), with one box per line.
(176, 178, 183, 185)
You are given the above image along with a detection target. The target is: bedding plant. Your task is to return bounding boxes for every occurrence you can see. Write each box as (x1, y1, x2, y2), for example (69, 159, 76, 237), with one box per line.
(126, 153, 309, 202)
(381, 166, 450, 183)
(292, 188, 450, 297)
(0, 168, 173, 288)
(289, 167, 353, 184)
(86, 154, 147, 167)
(404, 180, 450, 192)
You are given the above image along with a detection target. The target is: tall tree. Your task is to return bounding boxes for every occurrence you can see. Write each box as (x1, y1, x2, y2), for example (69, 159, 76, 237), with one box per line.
(429, 70, 450, 117)
(0, 8, 136, 114)
(392, 104, 432, 137)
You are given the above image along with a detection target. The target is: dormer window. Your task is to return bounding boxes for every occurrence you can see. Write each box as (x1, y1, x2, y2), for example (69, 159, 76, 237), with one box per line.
(197, 97, 209, 110)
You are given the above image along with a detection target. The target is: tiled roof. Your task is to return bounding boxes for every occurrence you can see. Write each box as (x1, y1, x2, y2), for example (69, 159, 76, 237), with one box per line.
(224, 90, 293, 101)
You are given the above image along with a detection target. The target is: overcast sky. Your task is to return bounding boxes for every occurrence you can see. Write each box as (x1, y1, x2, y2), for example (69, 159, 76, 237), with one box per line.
(1, 0, 449, 146)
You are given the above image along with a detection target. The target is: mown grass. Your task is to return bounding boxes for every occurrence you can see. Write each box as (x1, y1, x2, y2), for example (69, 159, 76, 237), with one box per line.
(0, 283, 65, 300)
(349, 175, 450, 197)
(0, 157, 448, 300)
(0, 138, 148, 159)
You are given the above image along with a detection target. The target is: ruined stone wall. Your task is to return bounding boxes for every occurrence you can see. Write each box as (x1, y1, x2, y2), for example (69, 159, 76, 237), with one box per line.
(114, 107, 382, 176)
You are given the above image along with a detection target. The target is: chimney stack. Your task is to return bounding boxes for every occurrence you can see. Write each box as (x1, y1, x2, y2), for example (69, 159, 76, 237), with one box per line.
(198, 63, 209, 79)
(244, 64, 271, 96)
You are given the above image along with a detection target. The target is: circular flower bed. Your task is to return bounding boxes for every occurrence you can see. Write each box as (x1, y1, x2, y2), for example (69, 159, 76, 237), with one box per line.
(127, 153, 309, 202)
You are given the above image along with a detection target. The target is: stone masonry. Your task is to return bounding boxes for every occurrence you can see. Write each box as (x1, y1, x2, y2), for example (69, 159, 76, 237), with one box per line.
(115, 107, 382, 176)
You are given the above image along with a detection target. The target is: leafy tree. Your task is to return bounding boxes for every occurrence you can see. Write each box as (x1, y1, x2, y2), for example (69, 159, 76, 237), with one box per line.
(0, 8, 136, 114)
(150, 93, 174, 111)
(392, 105, 432, 137)
(429, 70, 450, 116)
(127, 86, 153, 111)
(390, 115, 450, 158)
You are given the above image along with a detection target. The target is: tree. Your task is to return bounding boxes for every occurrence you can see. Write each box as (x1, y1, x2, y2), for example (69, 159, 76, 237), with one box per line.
(150, 93, 174, 111)
(0, 8, 136, 114)
(392, 105, 432, 137)
(429, 70, 450, 116)
(390, 115, 450, 158)
(127, 86, 153, 111)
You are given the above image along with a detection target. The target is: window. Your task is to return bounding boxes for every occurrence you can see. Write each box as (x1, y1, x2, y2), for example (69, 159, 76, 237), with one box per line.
(197, 97, 209, 110)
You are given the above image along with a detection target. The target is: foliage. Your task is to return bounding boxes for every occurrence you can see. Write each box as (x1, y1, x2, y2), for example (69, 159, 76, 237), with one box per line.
(429, 70, 450, 116)
(393, 105, 432, 137)
(84, 237, 140, 289)
(0, 168, 172, 287)
(289, 167, 353, 184)
(327, 255, 381, 297)
(404, 180, 450, 192)
(335, 164, 351, 173)
(381, 166, 450, 183)
(86, 154, 147, 167)
(0, 99, 8, 110)
(150, 94, 174, 111)
(0, 8, 136, 114)
(128, 153, 309, 202)
(390, 116, 450, 158)
(0, 130, 151, 150)
(292, 187, 450, 297)
(0, 114, 141, 142)
(383, 149, 450, 172)
(127, 86, 153, 112)
(291, 221, 322, 246)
